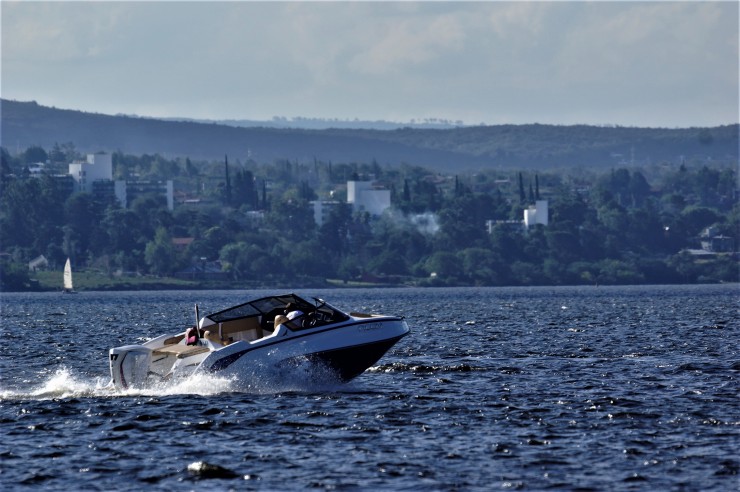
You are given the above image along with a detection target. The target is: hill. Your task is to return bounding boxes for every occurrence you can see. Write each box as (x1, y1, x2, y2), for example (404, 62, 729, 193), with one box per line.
(164, 115, 464, 130)
(2, 99, 737, 171)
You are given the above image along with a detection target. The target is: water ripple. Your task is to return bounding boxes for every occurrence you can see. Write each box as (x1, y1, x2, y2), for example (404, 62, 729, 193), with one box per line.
(0, 285, 738, 491)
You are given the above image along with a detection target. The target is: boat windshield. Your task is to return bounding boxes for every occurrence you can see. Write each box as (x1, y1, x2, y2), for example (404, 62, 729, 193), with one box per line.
(291, 298, 350, 329)
(207, 294, 310, 323)
(208, 302, 261, 323)
(206, 294, 350, 327)
(251, 295, 303, 315)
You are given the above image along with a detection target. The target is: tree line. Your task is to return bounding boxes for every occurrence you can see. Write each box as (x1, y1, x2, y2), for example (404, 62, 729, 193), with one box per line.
(0, 144, 737, 290)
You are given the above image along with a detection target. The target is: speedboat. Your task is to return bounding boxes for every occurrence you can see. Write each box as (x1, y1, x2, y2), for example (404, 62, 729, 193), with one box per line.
(109, 293, 409, 389)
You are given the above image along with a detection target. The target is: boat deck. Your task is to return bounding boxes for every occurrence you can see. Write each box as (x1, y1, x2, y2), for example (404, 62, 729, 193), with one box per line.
(153, 345, 210, 359)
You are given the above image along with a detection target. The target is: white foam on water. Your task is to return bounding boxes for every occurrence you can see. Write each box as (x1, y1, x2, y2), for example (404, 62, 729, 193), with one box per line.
(0, 364, 353, 401)
(0, 366, 240, 400)
(0, 367, 110, 400)
(136, 371, 238, 397)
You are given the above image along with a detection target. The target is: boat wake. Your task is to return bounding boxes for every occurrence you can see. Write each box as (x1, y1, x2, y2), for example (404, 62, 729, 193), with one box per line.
(0, 367, 111, 400)
(0, 364, 352, 401)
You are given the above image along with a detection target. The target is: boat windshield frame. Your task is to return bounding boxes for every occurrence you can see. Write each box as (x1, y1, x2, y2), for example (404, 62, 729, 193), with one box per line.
(206, 293, 348, 326)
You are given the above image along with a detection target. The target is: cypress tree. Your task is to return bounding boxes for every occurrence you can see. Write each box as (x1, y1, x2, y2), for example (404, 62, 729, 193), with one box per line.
(518, 172, 525, 203)
(224, 155, 232, 206)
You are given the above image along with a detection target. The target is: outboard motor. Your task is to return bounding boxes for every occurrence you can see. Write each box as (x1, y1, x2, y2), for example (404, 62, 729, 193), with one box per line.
(109, 345, 152, 390)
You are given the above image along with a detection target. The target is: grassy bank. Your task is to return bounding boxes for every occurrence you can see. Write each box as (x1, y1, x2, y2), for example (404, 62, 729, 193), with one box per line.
(33, 270, 201, 291)
(29, 270, 343, 291)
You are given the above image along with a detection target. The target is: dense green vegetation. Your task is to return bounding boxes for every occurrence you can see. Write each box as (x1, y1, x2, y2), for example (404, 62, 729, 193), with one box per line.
(1, 141, 736, 291)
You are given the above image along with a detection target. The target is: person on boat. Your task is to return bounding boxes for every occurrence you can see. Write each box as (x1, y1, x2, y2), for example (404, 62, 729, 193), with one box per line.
(273, 302, 304, 330)
(185, 326, 201, 345)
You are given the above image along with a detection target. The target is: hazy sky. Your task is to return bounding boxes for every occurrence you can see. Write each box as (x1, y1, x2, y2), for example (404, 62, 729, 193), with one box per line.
(2, 1, 738, 127)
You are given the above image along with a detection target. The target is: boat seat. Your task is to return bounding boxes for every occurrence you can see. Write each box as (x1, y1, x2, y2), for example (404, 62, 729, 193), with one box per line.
(213, 319, 263, 343)
(204, 330, 230, 346)
(153, 344, 210, 359)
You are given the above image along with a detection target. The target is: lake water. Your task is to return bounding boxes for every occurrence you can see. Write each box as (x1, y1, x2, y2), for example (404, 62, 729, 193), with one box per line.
(1, 285, 738, 491)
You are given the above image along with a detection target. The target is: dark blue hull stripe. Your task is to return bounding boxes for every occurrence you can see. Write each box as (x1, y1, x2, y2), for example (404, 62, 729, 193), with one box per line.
(206, 333, 406, 379)
(205, 318, 404, 373)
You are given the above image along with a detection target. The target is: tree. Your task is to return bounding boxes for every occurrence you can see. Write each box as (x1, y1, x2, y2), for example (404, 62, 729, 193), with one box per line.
(185, 157, 198, 177)
(223, 155, 232, 206)
(232, 169, 256, 209)
(0, 179, 35, 248)
(219, 242, 251, 279)
(381, 226, 429, 265)
(149, 156, 181, 180)
(190, 226, 230, 261)
(0, 259, 31, 291)
(0, 137, 736, 289)
(490, 225, 522, 262)
(629, 171, 651, 207)
(458, 247, 507, 285)
(101, 207, 145, 256)
(284, 239, 332, 277)
(595, 259, 645, 285)
(551, 191, 588, 226)
(680, 206, 721, 237)
(518, 172, 526, 203)
(423, 251, 462, 279)
(22, 145, 48, 165)
(1, 147, 13, 180)
(265, 198, 315, 242)
(545, 222, 581, 263)
(318, 202, 352, 255)
(144, 227, 178, 275)
(368, 250, 408, 276)
(131, 194, 169, 239)
(64, 192, 100, 259)
(436, 194, 491, 250)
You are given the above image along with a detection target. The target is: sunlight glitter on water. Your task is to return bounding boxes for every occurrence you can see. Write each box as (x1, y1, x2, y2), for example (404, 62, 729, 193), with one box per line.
(1, 286, 737, 491)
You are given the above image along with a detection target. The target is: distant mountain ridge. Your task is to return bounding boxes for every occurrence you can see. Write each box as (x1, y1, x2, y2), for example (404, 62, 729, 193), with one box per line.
(2, 99, 737, 171)
(160, 115, 465, 130)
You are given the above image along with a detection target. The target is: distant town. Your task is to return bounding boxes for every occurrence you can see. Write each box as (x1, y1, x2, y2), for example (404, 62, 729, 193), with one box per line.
(1, 139, 736, 291)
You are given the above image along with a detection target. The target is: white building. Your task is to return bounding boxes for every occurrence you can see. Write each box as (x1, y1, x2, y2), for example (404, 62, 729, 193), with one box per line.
(310, 200, 343, 226)
(347, 181, 391, 217)
(524, 200, 549, 228)
(68, 153, 173, 210)
(68, 152, 113, 193)
(118, 180, 174, 210)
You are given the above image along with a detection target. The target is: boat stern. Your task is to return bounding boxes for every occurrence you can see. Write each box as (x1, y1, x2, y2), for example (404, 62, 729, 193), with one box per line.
(109, 345, 152, 390)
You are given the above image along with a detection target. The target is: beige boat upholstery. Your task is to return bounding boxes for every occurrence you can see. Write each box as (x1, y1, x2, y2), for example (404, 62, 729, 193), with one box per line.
(207, 317, 264, 345)
(153, 345, 210, 359)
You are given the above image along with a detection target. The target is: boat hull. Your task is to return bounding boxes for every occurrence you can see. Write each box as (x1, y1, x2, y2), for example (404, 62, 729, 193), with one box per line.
(286, 334, 406, 382)
(199, 317, 409, 383)
(109, 316, 409, 389)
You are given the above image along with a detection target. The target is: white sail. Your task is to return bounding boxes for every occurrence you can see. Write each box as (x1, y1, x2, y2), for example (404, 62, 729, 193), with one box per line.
(63, 258, 74, 291)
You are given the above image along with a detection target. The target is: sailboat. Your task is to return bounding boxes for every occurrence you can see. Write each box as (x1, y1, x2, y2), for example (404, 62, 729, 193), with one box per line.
(62, 258, 77, 294)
